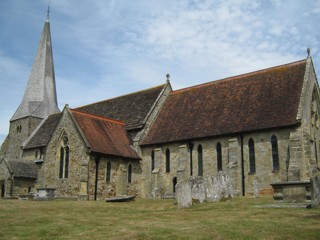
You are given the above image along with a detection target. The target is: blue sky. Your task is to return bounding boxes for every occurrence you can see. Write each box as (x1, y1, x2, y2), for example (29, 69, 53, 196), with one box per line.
(1, 0, 320, 146)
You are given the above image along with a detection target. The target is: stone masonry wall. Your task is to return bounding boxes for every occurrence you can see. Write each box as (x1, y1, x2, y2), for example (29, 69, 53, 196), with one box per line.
(2, 117, 43, 160)
(87, 156, 141, 200)
(141, 127, 295, 197)
(289, 58, 320, 181)
(39, 109, 88, 198)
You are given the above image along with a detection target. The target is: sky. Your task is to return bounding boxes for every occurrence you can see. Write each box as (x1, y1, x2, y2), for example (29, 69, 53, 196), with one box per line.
(0, 0, 320, 146)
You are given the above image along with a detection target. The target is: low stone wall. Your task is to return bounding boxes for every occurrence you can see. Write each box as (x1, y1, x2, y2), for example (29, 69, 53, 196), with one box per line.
(175, 173, 234, 208)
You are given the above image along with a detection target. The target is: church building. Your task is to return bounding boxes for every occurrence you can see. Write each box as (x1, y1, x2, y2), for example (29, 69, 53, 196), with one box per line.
(1, 17, 319, 201)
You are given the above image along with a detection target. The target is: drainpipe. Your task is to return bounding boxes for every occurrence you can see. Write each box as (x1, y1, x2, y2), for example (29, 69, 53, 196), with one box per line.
(188, 142, 194, 176)
(94, 156, 100, 201)
(240, 134, 245, 196)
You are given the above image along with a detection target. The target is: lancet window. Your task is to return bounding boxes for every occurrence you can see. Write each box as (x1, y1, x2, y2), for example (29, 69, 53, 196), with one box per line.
(248, 138, 256, 173)
(59, 136, 69, 179)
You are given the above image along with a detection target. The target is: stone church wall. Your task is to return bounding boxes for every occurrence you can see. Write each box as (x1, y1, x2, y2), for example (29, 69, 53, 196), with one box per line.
(290, 59, 320, 181)
(141, 127, 295, 197)
(39, 110, 88, 199)
(87, 156, 141, 200)
(2, 117, 43, 160)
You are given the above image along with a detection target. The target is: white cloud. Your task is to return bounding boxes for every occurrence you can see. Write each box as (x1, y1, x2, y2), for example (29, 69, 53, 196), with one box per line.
(1, 0, 320, 138)
(0, 53, 30, 135)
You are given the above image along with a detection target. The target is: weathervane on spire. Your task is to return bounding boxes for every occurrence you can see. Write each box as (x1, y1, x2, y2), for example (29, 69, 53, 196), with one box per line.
(46, 0, 51, 22)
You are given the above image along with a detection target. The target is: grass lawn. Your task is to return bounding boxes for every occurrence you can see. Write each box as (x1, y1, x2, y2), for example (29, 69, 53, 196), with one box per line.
(0, 196, 319, 239)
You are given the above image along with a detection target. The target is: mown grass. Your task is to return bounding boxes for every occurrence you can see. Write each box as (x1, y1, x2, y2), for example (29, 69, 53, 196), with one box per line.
(0, 196, 319, 239)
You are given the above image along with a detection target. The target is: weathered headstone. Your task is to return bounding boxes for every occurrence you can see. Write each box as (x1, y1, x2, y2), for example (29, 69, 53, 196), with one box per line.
(311, 176, 320, 208)
(175, 172, 234, 208)
(176, 180, 192, 208)
(253, 180, 259, 198)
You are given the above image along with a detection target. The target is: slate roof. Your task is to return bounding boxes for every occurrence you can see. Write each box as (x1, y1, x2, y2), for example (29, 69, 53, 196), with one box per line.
(11, 21, 60, 121)
(76, 84, 166, 130)
(7, 160, 38, 179)
(23, 113, 61, 149)
(71, 109, 140, 159)
(142, 60, 307, 145)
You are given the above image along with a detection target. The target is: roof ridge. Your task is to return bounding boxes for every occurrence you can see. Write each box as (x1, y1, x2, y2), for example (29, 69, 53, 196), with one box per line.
(77, 83, 166, 108)
(173, 59, 307, 94)
(71, 109, 125, 125)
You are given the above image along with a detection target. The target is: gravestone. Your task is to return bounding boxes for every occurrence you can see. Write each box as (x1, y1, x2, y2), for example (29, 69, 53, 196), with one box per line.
(253, 180, 259, 198)
(175, 172, 234, 208)
(176, 180, 192, 208)
(311, 176, 320, 208)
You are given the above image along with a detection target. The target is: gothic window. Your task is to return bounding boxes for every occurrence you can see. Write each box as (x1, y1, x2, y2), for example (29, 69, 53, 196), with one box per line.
(173, 177, 177, 193)
(216, 142, 222, 172)
(151, 150, 155, 171)
(166, 148, 170, 173)
(271, 135, 279, 172)
(59, 136, 69, 179)
(249, 138, 256, 173)
(311, 90, 320, 167)
(198, 144, 203, 176)
(16, 125, 22, 133)
(128, 164, 132, 183)
(106, 161, 111, 183)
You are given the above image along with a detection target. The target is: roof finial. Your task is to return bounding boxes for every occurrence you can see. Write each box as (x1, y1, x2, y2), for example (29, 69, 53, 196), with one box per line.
(166, 73, 170, 83)
(307, 48, 311, 58)
(46, 0, 51, 22)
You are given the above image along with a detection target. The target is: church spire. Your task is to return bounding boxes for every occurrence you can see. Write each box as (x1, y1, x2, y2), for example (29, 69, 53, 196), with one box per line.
(46, 0, 51, 22)
(11, 17, 60, 121)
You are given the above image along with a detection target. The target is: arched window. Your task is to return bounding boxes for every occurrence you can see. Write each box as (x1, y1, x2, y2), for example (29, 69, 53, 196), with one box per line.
(151, 150, 155, 171)
(271, 135, 279, 172)
(59, 136, 69, 179)
(128, 164, 132, 183)
(59, 147, 64, 178)
(65, 146, 69, 178)
(198, 145, 203, 176)
(106, 161, 111, 183)
(173, 177, 177, 194)
(216, 142, 222, 172)
(249, 138, 256, 173)
(166, 148, 170, 173)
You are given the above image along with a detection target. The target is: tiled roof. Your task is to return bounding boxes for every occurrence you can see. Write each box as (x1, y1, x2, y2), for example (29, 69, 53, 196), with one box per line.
(71, 109, 140, 159)
(7, 160, 38, 179)
(23, 113, 61, 149)
(142, 60, 307, 145)
(76, 84, 166, 130)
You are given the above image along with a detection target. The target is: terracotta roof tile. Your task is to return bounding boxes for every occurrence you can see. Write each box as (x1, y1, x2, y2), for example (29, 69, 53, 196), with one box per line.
(71, 109, 140, 159)
(142, 60, 307, 145)
(76, 84, 166, 130)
